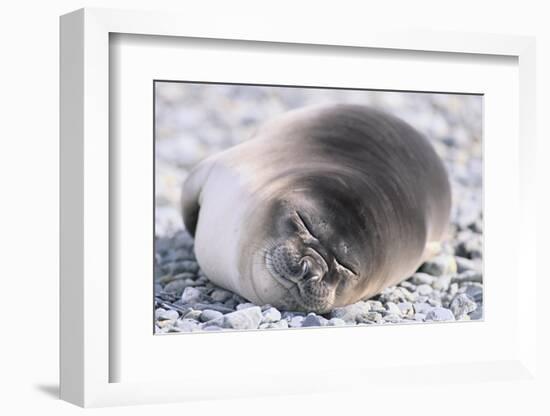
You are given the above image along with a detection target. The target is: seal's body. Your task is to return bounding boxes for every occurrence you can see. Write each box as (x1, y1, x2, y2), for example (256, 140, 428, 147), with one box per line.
(182, 104, 451, 313)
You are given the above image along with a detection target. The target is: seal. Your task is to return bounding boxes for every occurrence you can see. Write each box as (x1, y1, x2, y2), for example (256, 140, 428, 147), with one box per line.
(181, 104, 451, 313)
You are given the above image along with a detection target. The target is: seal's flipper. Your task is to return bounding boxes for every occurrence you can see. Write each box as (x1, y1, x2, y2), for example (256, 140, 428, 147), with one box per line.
(181, 156, 217, 237)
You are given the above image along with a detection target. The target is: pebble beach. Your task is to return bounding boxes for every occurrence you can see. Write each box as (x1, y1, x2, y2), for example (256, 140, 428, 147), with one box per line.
(154, 83, 483, 334)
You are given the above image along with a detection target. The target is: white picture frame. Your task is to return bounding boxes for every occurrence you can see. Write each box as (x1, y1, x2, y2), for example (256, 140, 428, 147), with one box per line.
(60, 7, 538, 408)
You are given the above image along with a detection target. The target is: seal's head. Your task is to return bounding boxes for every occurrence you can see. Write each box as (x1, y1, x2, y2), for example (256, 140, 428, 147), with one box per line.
(241, 176, 374, 314)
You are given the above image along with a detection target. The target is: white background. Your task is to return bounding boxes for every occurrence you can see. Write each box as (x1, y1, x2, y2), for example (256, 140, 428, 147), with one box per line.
(0, 1, 548, 415)
(112, 34, 518, 384)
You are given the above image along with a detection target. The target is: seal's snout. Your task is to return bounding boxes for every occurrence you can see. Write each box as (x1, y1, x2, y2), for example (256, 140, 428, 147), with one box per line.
(267, 244, 302, 280)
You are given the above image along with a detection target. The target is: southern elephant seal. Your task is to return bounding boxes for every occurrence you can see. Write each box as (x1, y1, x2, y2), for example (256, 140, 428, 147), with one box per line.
(181, 104, 451, 313)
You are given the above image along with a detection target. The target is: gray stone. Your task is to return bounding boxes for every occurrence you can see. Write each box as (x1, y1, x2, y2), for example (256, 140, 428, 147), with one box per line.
(413, 302, 433, 314)
(182, 309, 202, 320)
(262, 307, 282, 323)
(199, 309, 224, 322)
(163, 279, 188, 295)
(282, 311, 305, 320)
(331, 301, 371, 323)
(203, 325, 223, 331)
(399, 281, 417, 291)
(397, 302, 414, 318)
(302, 313, 324, 327)
(399, 287, 418, 302)
(236, 302, 257, 310)
(175, 319, 199, 332)
(222, 306, 262, 330)
(425, 307, 455, 321)
(223, 298, 238, 309)
(155, 308, 167, 319)
(414, 313, 426, 321)
(420, 254, 457, 276)
(210, 289, 233, 303)
(463, 284, 483, 303)
(289, 316, 304, 328)
(454, 256, 480, 273)
(416, 284, 433, 296)
(191, 303, 235, 314)
(327, 318, 347, 326)
(427, 298, 442, 307)
(156, 309, 179, 321)
(385, 302, 402, 316)
(365, 300, 385, 313)
(383, 313, 402, 323)
(450, 294, 477, 319)
(259, 320, 289, 330)
(469, 305, 483, 320)
(432, 275, 452, 291)
(181, 287, 202, 304)
(452, 270, 483, 283)
(173, 260, 200, 274)
(378, 287, 411, 303)
(448, 283, 459, 297)
(357, 311, 383, 324)
(411, 272, 435, 285)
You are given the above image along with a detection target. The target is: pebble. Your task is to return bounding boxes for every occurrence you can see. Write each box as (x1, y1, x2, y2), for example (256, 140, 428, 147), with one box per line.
(454, 256, 480, 273)
(302, 313, 326, 327)
(385, 302, 402, 316)
(262, 307, 282, 323)
(176, 319, 199, 332)
(469, 305, 483, 320)
(416, 284, 433, 296)
(399, 281, 417, 291)
(222, 307, 263, 330)
(155, 308, 167, 319)
(203, 325, 223, 331)
(199, 309, 224, 322)
(365, 300, 385, 313)
(181, 287, 202, 304)
(236, 302, 257, 310)
(191, 303, 235, 314)
(450, 294, 477, 319)
(462, 284, 483, 303)
(163, 279, 188, 295)
(210, 289, 233, 303)
(452, 270, 483, 283)
(420, 254, 457, 276)
(432, 275, 452, 292)
(397, 302, 414, 317)
(384, 313, 402, 323)
(331, 301, 371, 323)
(259, 320, 289, 330)
(289, 316, 304, 328)
(183, 309, 202, 320)
(173, 260, 199, 274)
(357, 311, 383, 324)
(413, 302, 433, 314)
(411, 272, 435, 285)
(414, 313, 426, 321)
(327, 318, 347, 326)
(425, 307, 455, 321)
(156, 308, 179, 321)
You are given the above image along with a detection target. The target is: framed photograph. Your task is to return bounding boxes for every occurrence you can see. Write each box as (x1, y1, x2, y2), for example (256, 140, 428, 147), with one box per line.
(60, 8, 538, 408)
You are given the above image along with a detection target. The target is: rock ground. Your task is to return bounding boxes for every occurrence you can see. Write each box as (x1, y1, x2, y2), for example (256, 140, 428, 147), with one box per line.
(154, 84, 483, 334)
